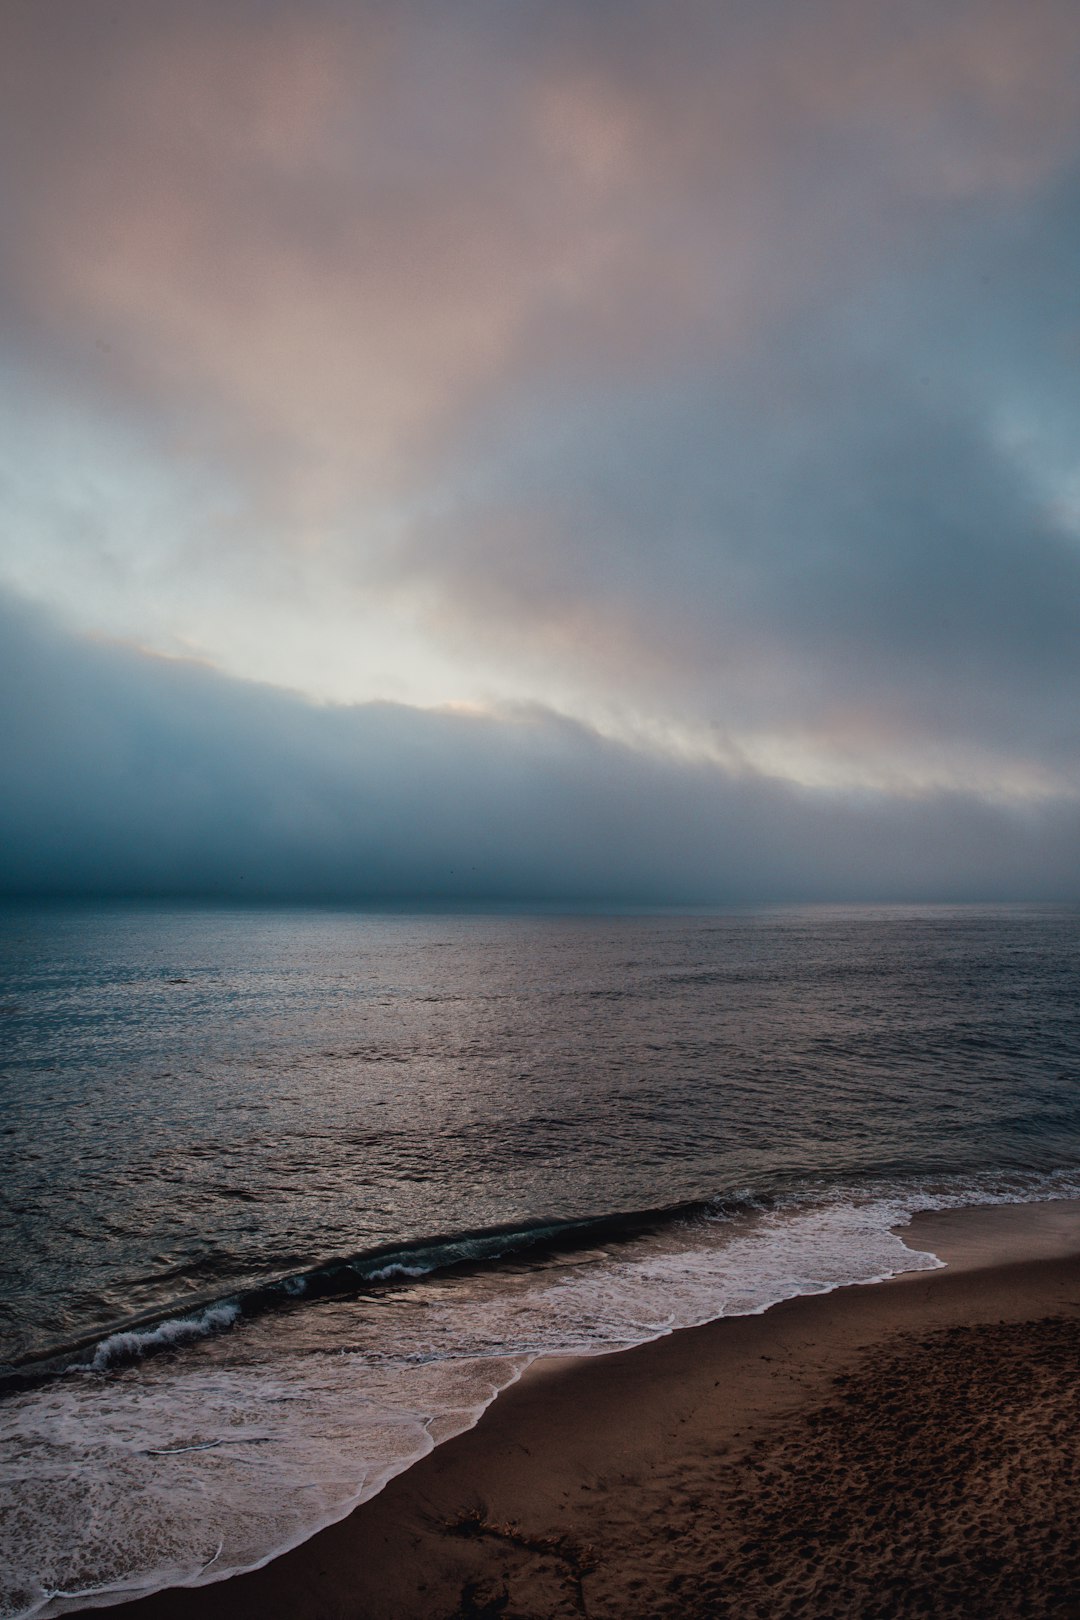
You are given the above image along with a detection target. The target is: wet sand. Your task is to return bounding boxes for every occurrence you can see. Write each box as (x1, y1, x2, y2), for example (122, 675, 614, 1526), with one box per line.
(72, 1201, 1080, 1619)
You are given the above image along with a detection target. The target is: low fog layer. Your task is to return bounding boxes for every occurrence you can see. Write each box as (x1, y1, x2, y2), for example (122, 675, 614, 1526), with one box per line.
(1, 595, 1075, 905)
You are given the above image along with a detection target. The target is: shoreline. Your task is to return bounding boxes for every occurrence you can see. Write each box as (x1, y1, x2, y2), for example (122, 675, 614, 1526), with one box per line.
(64, 1197, 1080, 1620)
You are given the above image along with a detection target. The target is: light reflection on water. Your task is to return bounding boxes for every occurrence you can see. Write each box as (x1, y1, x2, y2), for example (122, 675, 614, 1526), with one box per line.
(1, 902, 1078, 1365)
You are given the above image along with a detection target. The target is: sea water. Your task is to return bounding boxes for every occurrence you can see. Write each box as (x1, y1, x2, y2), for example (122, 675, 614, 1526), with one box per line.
(1, 902, 1078, 1617)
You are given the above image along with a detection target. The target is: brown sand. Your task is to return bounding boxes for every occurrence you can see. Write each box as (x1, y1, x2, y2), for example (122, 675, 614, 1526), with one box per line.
(72, 1202, 1080, 1620)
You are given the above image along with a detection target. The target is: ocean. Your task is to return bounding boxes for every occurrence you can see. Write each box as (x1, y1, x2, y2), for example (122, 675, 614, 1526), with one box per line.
(1, 901, 1078, 1618)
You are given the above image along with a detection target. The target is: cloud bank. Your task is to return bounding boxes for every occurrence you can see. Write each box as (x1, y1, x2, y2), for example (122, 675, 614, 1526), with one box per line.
(1, 595, 1075, 904)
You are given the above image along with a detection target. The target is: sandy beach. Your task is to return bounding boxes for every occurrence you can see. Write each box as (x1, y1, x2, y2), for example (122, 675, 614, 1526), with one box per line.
(65, 1200, 1080, 1620)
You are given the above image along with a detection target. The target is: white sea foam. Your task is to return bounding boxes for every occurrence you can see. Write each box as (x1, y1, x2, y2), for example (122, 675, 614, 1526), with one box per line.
(2, 1177, 1079, 1620)
(365, 1262, 440, 1282)
(78, 1305, 241, 1374)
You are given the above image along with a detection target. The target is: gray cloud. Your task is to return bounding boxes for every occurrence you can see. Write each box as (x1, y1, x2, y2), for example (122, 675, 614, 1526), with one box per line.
(2, 0, 1080, 847)
(385, 137, 1080, 791)
(1, 593, 1076, 904)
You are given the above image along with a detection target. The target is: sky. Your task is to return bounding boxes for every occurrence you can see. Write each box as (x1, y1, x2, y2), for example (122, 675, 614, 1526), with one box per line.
(1, 0, 1079, 902)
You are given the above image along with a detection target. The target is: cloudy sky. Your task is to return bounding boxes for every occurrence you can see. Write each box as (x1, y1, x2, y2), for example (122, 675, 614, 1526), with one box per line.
(2, 0, 1079, 900)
